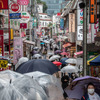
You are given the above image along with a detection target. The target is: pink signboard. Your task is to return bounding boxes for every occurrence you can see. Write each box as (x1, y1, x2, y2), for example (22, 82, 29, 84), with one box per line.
(13, 37, 23, 65)
(17, 0, 29, 5)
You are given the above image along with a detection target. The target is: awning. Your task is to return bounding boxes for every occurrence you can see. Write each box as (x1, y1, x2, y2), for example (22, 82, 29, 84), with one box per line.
(74, 51, 83, 56)
(63, 43, 72, 48)
(61, 0, 78, 17)
(23, 40, 35, 45)
(87, 55, 100, 66)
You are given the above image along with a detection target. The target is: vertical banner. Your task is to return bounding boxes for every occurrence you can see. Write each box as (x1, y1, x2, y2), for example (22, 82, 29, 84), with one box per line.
(60, 18, 64, 30)
(69, 13, 75, 32)
(0, 0, 8, 9)
(89, 0, 97, 23)
(0, 30, 4, 56)
(13, 37, 23, 65)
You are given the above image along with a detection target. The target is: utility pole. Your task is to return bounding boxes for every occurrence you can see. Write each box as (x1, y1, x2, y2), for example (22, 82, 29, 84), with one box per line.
(83, 0, 87, 76)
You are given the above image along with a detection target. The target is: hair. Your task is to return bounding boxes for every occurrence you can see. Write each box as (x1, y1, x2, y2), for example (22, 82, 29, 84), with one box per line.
(87, 82, 95, 89)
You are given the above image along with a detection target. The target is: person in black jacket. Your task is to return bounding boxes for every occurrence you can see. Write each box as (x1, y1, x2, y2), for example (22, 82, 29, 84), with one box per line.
(61, 75, 69, 99)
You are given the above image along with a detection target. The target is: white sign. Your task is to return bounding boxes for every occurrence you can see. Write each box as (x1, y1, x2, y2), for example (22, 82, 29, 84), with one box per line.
(77, 26, 83, 40)
(21, 11, 30, 23)
(77, 2, 83, 26)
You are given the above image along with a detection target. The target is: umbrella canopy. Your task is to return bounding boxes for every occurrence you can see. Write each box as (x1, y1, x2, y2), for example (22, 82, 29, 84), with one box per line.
(0, 70, 23, 82)
(60, 52, 67, 55)
(32, 54, 42, 59)
(55, 50, 62, 54)
(61, 64, 78, 73)
(65, 58, 77, 64)
(25, 71, 63, 100)
(43, 40, 50, 44)
(0, 76, 48, 100)
(33, 50, 39, 54)
(16, 59, 60, 74)
(53, 61, 62, 66)
(34, 47, 39, 50)
(49, 55, 61, 61)
(15, 57, 29, 70)
(60, 58, 68, 64)
(65, 76, 100, 99)
(47, 52, 54, 56)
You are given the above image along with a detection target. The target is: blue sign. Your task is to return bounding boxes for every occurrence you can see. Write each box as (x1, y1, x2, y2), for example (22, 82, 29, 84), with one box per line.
(60, 18, 64, 30)
(9, 13, 21, 19)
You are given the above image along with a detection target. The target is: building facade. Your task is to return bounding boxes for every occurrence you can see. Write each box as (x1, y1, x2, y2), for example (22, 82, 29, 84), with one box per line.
(41, 0, 66, 15)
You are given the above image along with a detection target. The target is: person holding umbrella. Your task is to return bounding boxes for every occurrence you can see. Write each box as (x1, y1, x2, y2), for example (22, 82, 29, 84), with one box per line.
(81, 83, 100, 100)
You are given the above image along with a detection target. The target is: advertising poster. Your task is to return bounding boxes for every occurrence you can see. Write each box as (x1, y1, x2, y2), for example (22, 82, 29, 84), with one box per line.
(77, 26, 83, 41)
(17, 0, 29, 5)
(13, 37, 23, 65)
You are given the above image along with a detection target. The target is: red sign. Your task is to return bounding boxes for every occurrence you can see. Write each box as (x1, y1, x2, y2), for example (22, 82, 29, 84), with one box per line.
(17, 0, 29, 5)
(0, 30, 4, 56)
(20, 23, 27, 29)
(57, 13, 61, 16)
(0, 0, 8, 9)
(11, 3, 19, 12)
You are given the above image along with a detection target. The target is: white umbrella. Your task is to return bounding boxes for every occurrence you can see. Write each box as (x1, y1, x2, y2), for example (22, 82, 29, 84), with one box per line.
(34, 47, 39, 50)
(15, 57, 29, 70)
(32, 54, 42, 59)
(43, 40, 50, 44)
(49, 55, 60, 61)
(48, 52, 54, 55)
(61, 64, 78, 73)
(65, 58, 77, 64)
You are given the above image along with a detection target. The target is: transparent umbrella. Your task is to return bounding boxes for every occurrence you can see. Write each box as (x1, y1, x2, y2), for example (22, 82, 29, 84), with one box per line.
(32, 54, 42, 59)
(0, 75, 48, 100)
(25, 71, 64, 100)
(49, 55, 60, 61)
(65, 58, 77, 64)
(61, 64, 78, 73)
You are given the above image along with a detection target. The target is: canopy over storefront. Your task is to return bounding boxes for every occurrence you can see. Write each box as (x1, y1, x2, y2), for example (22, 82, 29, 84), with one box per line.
(87, 55, 100, 66)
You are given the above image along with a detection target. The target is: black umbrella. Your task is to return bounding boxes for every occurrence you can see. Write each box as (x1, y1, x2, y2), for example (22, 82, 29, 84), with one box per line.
(16, 59, 60, 74)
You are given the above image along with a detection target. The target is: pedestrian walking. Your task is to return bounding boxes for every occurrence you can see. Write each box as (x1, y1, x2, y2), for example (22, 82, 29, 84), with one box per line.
(81, 82, 100, 100)
(61, 75, 69, 99)
(42, 47, 47, 59)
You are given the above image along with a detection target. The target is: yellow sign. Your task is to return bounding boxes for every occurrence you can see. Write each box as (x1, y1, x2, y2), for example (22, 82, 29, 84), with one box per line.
(10, 29, 13, 40)
(0, 59, 8, 69)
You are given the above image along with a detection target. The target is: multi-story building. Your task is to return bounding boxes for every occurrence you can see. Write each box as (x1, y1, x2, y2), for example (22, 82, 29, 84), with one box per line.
(41, 0, 66, 15)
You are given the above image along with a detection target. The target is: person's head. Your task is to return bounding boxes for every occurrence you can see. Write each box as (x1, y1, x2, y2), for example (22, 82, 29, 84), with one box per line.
(87, 83, 95, 95)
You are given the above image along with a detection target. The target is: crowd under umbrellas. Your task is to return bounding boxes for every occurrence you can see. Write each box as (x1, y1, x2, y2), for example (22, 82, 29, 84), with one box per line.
(0, 36, 100, 100)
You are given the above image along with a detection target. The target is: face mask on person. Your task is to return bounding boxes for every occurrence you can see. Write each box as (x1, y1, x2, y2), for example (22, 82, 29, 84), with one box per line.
(88, 89, 95, 94)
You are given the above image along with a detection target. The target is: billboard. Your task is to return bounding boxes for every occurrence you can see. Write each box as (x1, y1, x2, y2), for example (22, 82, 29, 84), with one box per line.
(77, 26, 83, 41)
(17, 0, 29, 5)
(0, 0, 8, 9)
(9, 13, 21, 19)
(60, 18, 64, 30)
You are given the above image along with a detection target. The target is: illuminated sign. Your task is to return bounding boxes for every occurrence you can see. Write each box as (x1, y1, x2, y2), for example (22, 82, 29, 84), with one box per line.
(0, 0, 8, 9)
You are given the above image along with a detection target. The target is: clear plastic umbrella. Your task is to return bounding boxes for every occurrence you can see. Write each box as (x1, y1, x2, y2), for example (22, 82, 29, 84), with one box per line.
(32, 54, 42, 59)
(65, 58, 77, 64)
(0, 70, 23, 82)
(49, 55, 60, 61)
(61, 64, 78, 73)
(15, 57, 29, 70)
(25, 71, 63, 100)
(0, 75, 48, 100)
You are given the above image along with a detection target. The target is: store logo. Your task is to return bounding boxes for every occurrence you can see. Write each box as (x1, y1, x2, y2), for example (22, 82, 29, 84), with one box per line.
(0, 0, 4, 8)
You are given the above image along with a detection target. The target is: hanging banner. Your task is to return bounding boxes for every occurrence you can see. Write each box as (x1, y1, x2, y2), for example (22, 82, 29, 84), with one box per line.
(89, 0, 97, 23)
(13, 37, 23, 65)
(69, 13, 75, 32)
(17, 0, 29, 5)
(0, 30, 4, 56)
(0, 0, 8, 9)
(60, 18, 64, 30)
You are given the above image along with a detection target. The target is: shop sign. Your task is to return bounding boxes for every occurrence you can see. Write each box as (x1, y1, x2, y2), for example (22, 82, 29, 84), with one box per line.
(77, 3, 83, 25)
(9, 13, 21, 19)
(0, 30, 4, 56)
(13, 37, 23, 65)
(60, 18, 64, 30)
(21, 12, 30, 23)
(89, 0, 97, 23)
(0, 0, 8, 9)
(9, 2, 21, 13)
(77, 26, 83, 40)
(69, 13, 75, 33)
(0, 59, 8, 69)
(20, 23, 27, 29)
(17, 0, 29, 5)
